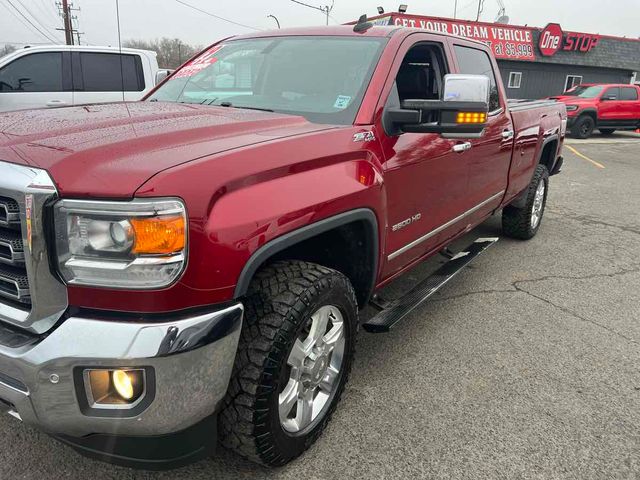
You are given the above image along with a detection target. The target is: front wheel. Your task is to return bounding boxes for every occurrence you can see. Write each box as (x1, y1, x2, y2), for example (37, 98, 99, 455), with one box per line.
(220, 260, 358, 466)
(571, 115, 595, 139)
(502, 164, 549, 240)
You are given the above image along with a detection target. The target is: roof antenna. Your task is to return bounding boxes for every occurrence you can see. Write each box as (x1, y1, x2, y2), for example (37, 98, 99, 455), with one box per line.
(353, 14, 373, 33)
(115, 0, 125, 102)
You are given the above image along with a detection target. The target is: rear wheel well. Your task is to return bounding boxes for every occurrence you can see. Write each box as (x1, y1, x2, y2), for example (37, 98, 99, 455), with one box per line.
(538, 139, 557, 171)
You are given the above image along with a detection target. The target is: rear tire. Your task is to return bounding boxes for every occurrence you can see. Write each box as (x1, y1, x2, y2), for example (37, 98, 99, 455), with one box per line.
(599, 128, 615, 135)
(571, 115, 595, 139)
(502, 164, 549, 240)
(219, 260, 358, 466)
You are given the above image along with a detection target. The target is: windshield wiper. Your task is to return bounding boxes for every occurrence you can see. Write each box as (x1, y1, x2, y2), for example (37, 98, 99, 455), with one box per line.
(215, 101, 274, 113)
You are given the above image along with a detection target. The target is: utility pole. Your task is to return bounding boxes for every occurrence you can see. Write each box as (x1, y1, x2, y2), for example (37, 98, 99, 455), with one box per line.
(454, 0, 458, 19)
(320, 4, 332, 25)
(475, 0, 485, 21)
(290, 0, 333, 26)
(57, 1, 82, 45)
(61, 0, 73, 45)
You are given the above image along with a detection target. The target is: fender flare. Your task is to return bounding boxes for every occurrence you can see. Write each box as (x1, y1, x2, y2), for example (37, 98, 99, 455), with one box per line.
(575, 108, 598, 122)
(233, 208, 379, 300)
(510, 134, 559, 209)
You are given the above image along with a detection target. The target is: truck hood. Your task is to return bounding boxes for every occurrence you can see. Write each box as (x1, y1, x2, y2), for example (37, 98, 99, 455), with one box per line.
(549, 95, 591, 104)
(0, 102, 331, 197)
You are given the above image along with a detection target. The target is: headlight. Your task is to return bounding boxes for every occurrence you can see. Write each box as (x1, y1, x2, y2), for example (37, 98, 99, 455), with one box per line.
(565, 105, 579, 111)
(54, 198, 187, 289)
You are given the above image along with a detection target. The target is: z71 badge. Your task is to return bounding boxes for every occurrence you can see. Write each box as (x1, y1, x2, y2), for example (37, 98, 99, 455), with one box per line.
(353, 131, 375, 142)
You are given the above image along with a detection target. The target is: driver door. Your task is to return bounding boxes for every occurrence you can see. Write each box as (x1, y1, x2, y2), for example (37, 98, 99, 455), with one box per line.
(376, 35, 472, 280)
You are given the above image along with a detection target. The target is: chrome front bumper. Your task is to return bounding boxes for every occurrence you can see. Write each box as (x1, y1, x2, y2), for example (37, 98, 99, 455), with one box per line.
(0, 303, 243, 438)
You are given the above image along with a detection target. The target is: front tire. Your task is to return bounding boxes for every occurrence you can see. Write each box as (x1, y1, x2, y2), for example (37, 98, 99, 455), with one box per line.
(571, 115, 595, 139)
(502, 164, 549, 240)
(220, 260, 358, 466)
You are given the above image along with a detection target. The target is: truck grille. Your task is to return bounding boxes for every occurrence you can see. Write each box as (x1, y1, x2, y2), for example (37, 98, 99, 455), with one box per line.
(0, 197, 30, 307)
(0, 197, 20, 228)
(0, 162, 68, 334)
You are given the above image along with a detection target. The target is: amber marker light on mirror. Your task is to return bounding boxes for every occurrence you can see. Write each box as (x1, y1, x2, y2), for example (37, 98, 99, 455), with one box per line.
(456, 112, 487, 124)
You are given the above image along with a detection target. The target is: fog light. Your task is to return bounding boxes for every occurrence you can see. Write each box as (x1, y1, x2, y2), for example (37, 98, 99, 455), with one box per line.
(112, 370, 135, 400)
(86, 368, 145, 406)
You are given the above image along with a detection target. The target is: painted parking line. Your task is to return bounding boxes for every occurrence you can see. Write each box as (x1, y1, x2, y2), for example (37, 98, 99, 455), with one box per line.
(565, 145, 606, 170)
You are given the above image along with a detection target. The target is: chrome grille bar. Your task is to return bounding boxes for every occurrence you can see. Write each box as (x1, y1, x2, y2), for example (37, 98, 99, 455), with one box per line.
(0, 228, 25, 266)
(0, 162, 68, 333)
(0, 198, 20, 228)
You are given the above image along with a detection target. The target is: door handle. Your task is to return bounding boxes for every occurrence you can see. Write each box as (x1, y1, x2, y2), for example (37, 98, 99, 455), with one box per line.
(46, 100, 67, 107)
(502, 129, 514, 140)
(452, 142, 472, 153)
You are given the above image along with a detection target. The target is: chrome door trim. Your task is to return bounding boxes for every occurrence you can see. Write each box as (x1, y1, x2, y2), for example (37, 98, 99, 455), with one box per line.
(387, 191, 504, 261)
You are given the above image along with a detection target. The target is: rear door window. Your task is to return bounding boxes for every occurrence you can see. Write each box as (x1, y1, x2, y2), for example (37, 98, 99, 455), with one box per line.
(0, 52, 63, 92)
(620, 87, 638, 101)
(453, 45, 500, 112)
(77, 53, 145, 92)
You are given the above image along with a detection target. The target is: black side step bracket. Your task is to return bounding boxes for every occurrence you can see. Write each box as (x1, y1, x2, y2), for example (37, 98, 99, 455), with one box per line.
(363, 238, 499, 333)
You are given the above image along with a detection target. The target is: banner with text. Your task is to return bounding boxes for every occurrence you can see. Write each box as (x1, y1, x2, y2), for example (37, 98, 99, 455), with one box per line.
(388, 15, 536, 61)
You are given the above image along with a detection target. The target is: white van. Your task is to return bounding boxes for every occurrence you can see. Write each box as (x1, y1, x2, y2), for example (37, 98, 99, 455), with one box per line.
(0, 45, 162, 112)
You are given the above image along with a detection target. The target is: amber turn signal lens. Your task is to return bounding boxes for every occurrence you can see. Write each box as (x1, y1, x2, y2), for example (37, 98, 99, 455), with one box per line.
(456, 112, 487, 124)
(131, 215, 185, 254)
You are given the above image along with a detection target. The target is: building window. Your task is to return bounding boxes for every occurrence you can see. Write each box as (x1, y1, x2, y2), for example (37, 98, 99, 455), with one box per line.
(564, 75, 583, 92)
(508, 72, 522, 89)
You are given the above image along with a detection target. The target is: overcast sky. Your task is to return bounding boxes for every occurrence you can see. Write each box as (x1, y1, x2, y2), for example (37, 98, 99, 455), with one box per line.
(2, 0, 639, 47)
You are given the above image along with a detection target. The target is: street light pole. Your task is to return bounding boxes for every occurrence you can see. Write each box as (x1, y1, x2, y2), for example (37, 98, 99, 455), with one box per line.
(267, 14, 281, 28)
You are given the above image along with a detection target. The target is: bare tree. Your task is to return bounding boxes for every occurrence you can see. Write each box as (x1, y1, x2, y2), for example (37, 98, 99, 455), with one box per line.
(124, 38, 202, 69)
(0, 44, 18, 59)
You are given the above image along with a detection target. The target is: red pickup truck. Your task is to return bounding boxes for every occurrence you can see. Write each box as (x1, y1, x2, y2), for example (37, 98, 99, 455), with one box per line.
(551, 83, 640, 138)
(0, 21, 565, 469)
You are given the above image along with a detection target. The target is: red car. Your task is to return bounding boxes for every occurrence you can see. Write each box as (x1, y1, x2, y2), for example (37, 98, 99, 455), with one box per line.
(551, 83, 640, 138)
(0, 23, 565, 469)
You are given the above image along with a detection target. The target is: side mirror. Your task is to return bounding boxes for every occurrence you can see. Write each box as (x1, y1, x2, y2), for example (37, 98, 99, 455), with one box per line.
(384, 74, 491, 138)
(155, 69, 173, 85)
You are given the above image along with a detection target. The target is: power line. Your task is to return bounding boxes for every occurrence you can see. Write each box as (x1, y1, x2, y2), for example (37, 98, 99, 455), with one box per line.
(32, 0, 55, 24)
(290, 0, 323, 11)
(39, 0, 59, 17)
(2, 0, 58, 42)
(290, 0, 334, 26)
(0, 1, 41, 40)
(14, 0, 64, 42)
(172, 0, 261, 31)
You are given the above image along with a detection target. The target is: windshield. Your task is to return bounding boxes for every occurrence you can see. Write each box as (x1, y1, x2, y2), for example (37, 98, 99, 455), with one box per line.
(564, 85, 604, 98)
(148, 36, 387, 125)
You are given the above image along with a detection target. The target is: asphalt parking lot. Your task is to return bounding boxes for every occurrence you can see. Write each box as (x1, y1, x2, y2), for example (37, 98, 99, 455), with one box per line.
(0, 132, 638, 480)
